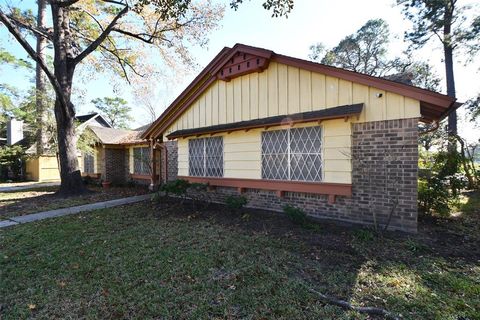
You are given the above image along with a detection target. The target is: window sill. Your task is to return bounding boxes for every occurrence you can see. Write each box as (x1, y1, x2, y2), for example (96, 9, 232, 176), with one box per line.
(178, 176, 352, 204)
(130, 174, 155, 180)
(82, 173, 101, 179)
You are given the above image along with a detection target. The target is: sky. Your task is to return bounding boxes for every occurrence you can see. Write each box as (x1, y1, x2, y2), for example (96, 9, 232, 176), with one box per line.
(0, 0, 479, 141)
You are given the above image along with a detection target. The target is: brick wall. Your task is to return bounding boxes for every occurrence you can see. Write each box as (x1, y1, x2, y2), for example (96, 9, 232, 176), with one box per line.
(350, 118, 418, 232)
(166, 118, 419, 233)
(104, 148, 126, 184)
(161, 140, 178, 182)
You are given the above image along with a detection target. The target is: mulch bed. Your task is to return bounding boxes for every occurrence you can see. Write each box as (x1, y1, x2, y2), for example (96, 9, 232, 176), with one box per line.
(152, 196, 480, 264)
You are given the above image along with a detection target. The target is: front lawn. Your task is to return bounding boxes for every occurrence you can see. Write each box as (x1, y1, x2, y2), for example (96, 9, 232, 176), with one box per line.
(0, 185, 149, 220)
(1, 194, 479, 319)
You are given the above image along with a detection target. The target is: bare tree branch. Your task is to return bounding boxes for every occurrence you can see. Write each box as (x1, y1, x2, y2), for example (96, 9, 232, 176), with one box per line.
(72, 4, 129, 65)
(0, 9, 68, 109)
(51, 0, 81, 6)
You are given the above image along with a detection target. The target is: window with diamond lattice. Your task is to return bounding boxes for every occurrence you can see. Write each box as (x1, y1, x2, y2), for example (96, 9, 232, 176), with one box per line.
(188, 137, 223, 177)
(133, 147, 151, 175)
(262, 126, 322, 182)
(83, 153, 94, 173)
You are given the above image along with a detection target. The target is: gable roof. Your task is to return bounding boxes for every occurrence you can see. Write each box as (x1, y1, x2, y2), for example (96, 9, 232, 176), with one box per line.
(89, 126, 132, 144)
(76, 113, 112, 128)
(142, 43, 458, 139)
(88, 124, 149, 145)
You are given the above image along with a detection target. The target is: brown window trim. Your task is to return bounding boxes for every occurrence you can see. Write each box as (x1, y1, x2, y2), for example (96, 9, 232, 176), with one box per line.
(81, 173, 101, 179)
(178, 176, 352, 204)
(130, 174, 157, 180)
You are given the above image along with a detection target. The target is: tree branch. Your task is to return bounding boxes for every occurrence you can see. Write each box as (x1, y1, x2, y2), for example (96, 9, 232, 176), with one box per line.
(72, 4, 129, 65)
(0, 9, 68, 109)
(6, 13, 53, 41)
(51, 0, 81, 6)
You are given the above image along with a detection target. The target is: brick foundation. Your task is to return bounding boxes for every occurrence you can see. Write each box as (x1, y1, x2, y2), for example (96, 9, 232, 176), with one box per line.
(166, 118, 419, 233)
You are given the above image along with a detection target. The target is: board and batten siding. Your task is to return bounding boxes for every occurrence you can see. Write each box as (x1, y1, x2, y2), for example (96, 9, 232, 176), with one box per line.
(171, 61, 420, 185)
(165, 61, 420, 136)
(177, 119, 352, 184)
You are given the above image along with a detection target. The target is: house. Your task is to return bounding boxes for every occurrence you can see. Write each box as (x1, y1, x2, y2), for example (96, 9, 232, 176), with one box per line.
(80, 123, 155, 185)
(25, 112, 155, 184)
(142, 43, 458, 232)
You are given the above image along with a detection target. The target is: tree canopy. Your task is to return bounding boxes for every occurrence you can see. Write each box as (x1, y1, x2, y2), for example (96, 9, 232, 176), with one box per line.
(309, 18, 441, 91)
(91, 96, 133, 129)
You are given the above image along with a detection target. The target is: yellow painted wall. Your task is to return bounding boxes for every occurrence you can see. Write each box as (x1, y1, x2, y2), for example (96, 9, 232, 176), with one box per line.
(165, 61, 421, 136)
(26, 155, 81, 182)
(25, 157, 40, 181)
(177, 118, 352, 183)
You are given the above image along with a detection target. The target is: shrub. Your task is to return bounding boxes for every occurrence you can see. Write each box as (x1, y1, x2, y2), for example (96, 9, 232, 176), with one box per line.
(160, 179, 191, 197)
(418, 177, 451, 216)
(283, 205, 308, 226)
(225, 195, 248, 211)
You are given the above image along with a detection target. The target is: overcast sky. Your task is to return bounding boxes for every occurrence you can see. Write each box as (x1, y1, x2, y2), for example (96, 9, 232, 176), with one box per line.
(1, 0, 479, 140)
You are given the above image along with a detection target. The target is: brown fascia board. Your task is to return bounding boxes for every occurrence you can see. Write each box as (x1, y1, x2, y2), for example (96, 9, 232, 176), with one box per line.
(167, 103, 363, 139)
(141, 47, 232, 140)
(144, 43, 456, 140)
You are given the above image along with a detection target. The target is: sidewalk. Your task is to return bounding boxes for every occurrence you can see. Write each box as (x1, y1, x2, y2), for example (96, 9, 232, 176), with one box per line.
(0, 194, 151, 229)
(0, 181, 60, 192)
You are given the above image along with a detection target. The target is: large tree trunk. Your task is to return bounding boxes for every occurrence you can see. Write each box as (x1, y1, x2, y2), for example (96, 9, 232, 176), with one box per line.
(444, 1, 457, 149)
(36, 0, 48, 155)
(51, 4, 85, 196)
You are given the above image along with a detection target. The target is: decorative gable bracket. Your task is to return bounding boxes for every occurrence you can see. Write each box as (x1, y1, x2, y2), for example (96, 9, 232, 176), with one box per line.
(212, 49, 272, 82)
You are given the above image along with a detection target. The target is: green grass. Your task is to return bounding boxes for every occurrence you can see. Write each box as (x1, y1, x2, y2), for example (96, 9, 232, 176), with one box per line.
(1, 201, 479, 319)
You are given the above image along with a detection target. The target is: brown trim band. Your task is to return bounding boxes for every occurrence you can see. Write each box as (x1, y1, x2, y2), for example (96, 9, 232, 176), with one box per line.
(179, 176, 352, 201)
(82, 173, 101, 179)
(130, 174, 157, 180)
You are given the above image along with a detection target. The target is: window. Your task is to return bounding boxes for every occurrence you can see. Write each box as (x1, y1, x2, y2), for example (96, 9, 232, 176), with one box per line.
(133, 147, 151, 175)
(83, 153, 95, 173)
(262, 126, 322, 182)
(188, 137, 223, 177)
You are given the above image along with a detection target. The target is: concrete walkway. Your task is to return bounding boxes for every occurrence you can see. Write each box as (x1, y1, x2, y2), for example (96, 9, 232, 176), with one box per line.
(0, 194, 151, 229)
(0, 181, 60, 192)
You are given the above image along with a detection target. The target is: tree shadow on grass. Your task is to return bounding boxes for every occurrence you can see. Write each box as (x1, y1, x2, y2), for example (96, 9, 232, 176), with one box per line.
(150, 198, 480, 319)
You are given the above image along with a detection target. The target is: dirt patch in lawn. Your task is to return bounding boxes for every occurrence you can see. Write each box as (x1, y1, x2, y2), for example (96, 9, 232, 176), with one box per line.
(0, 185, 150, 220)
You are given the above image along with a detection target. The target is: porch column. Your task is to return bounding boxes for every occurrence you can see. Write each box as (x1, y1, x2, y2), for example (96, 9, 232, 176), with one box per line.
(149, 139, 157, 189)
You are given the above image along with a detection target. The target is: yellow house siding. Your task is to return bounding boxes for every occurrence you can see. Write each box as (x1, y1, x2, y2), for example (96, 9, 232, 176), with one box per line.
(224, 130, 261, 179)
(177, 139, 189, 176)
(164, 61, 421, 136)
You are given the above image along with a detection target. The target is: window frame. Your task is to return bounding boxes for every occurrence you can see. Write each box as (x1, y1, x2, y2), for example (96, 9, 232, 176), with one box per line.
(188, 136, 224, 177)
(261, 126, 323, 182)
(133, 146, 151, 175)
(83, 153, 95, 174)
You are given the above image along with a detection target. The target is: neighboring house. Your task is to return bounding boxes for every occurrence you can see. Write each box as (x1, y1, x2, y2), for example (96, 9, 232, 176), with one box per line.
(24, 112, 155, 184)
(80, 124, 156, 185)
(142, 43, 459, 233)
